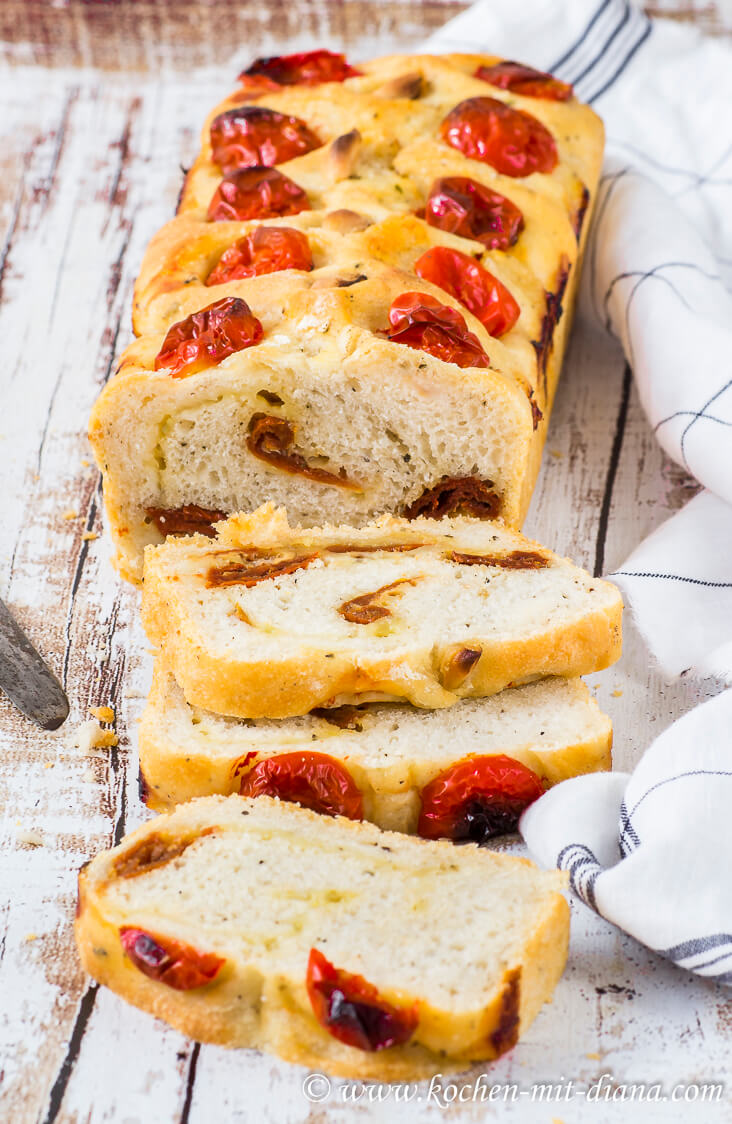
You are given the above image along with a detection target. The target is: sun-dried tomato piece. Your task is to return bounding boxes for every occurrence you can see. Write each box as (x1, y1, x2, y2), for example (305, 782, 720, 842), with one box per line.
(306, 948, 418, 1051)
(339, 578, 416, 625)
(324, 542, 424, 554)
(206, 551, 318, 588)
(206, 226, 313, 286)
(210, 106, 321, 174)
(422, 176, 524, 252)
(207, 167, 310, 223)
(414, 246, 520, 338)
(386, 291, 489, 368)
(239, 50, 361, 88)
(440, 97, 558, 177)
(404, 476, 500, 520)
(119, 928, 224, 990)
(246, 413, 362, 490)
(238, 751, 363, 819)
(114, 834, 193, 878)
(310, 704, 367, 730)
(475, 61, 573, 102)
(154, 296, 263, 377)
(418, 754, 546, 843)
(145, 504, 227, 538)
(448, 549, 549, 570)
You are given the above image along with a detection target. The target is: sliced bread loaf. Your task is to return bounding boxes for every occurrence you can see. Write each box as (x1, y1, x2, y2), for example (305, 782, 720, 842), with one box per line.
(89, 51, 605, 584)
(141, 504, 623, 718)
(140, 662, 612, 834)
(76, 794, 569, 1079)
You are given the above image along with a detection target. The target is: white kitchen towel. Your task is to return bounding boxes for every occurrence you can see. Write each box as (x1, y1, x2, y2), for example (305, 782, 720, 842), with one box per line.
(520, 689, 732, 983)
(426, 0, 732, 981)
(612, 490, 732, 680)
(427, 0, 732, 682)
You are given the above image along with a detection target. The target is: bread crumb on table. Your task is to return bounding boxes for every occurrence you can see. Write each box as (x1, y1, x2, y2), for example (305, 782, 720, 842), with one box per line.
(611, 689, 623, 697)
(71, 719, 118, 755)
(62, 509, 79, 520)
(16, 828, 44, 847)
(90, 705, 115, 723)
(82, 531, 98, 542)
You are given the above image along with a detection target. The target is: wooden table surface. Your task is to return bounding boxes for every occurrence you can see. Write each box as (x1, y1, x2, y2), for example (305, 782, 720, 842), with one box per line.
(1, 3, 730, 1122)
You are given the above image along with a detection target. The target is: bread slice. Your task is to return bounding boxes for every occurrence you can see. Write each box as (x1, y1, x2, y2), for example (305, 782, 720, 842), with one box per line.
(75, 794, 570, 1079)
(140, 662, 612, 825)
(141, 504, 623, 719)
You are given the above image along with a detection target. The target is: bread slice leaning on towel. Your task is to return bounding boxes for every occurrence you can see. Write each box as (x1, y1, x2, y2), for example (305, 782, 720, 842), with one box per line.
(75, 794, 570, 1079)
(140, 663, 612, 824)
(140, 504, 623, 719)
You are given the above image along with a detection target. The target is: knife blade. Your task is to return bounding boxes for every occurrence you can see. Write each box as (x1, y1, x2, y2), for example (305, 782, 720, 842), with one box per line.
(0, 597, 70, 730)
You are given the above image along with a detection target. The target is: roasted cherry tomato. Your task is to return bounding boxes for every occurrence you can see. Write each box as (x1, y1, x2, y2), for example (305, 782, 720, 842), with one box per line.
(207, 226, 313, 285)
(120, 928, 224, 990)
(210, 106, 321, 174)
(440, 97, 558, 177)
(238, 751, 363, 820)
(154, 296, 263, 377)
(238, 49, 361, 88)
(418, 754, 546, 843)
(386, 291, 489, 368)
(475, 61, 573, 102)
(306, 948, 418, 1052)
(423, 176, 524, 252)
(414, 246, 520, 338)
(207, 167, 310, 223)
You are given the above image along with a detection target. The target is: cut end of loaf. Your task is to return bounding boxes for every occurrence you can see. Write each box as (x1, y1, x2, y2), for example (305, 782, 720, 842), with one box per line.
(140, 504, 623, 719)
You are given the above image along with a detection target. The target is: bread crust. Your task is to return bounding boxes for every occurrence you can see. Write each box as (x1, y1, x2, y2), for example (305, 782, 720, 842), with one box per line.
(75, 795, 570, 1079)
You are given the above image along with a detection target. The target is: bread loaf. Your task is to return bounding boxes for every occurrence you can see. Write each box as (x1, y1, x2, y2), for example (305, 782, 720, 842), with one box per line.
(140, 504, 622, 719)
(89, 51, 604, 581)
(140, 662, 612, 830)
(75, 794, 570, 1078)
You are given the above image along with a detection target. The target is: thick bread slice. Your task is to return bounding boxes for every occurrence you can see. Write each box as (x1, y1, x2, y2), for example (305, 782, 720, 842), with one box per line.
(141, 504, 623, 718)
(141, 663, 612, 820)
(75, 794, 570, 1079)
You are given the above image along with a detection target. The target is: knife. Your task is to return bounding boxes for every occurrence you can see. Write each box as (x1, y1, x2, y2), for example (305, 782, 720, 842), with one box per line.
(0, 597, 70, 730)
